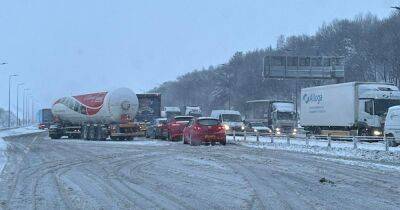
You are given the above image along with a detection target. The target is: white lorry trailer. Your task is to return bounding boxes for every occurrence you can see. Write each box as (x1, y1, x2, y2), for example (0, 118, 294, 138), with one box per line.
(300, 82, 400, 136)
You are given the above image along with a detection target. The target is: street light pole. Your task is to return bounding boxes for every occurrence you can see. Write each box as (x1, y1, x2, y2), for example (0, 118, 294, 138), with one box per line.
(16, 83, 24, 126)
(8, 74, 18, 127)
(23, 88, 29, 126)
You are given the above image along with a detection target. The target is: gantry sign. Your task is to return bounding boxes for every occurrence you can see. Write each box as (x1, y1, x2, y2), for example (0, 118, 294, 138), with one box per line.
(262, 55, 345, 81)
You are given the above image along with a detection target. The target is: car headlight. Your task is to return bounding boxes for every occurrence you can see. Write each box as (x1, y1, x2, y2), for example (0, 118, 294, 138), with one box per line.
(223, 124, 230, 130)
(293, 128, 297, 132)
(241, 126, 245, 130)
(276, 131, 281, 135)
(373, 130, 382, 136)
(275, 128, 280, 131)
(254, 129, 258, 132)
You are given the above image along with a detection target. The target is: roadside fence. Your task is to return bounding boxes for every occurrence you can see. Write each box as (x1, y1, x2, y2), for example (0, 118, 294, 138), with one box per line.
(227, 130, 396, 152)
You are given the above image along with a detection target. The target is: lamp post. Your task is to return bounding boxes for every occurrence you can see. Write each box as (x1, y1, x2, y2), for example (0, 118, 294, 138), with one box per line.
(8, 74, 18, 127)
(23, 88, 30, 125)
(16, 83, 24, 126)
(26, 94, 31, 125)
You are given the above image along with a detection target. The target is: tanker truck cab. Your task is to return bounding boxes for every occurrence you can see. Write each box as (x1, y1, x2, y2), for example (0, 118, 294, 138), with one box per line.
(358, 84, 400, 136)
(211, 110, 245, 132)
(384, 105, 400, 147)
(271, 102, 297, 135)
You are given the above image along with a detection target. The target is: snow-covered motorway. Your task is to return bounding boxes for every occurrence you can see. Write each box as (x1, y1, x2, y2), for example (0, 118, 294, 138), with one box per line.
(1, 132, 400, 209)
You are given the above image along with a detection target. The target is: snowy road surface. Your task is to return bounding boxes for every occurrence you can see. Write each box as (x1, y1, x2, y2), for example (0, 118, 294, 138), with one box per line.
(1, 132, 400, 209)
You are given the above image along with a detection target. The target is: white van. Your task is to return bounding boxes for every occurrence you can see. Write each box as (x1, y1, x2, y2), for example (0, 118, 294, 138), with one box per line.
(210, 110, 245, 131)
(384, 105, 400, 147)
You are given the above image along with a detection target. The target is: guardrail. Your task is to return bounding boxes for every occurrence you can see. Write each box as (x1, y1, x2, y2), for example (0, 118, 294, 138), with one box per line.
(227, 130, 396, 152)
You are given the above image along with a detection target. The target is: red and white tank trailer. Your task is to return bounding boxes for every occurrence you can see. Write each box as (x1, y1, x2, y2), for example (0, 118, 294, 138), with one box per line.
(49, 87, 141, 140)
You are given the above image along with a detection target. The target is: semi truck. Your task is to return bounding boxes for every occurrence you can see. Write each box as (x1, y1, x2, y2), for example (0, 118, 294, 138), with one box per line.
(136, 93, 162, 122)
(244, 100, 297, 134)
(136, 93, 162, 133)
(300, 82, 400, 136)
(161, 107, 181, 119)
(49, 87, 140, 140)
(37, 108, 53, 129)
(183, 106, 202, 117)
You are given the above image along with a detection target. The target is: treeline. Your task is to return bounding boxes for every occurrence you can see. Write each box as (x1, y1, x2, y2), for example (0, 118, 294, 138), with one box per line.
(151, 12, 400, 115)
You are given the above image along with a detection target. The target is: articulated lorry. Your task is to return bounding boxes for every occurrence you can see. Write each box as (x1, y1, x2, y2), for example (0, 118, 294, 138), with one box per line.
(161, 107, 181, 119)
(37, 108, 53, 129)
(136, 93, 162, 122)
(136, 93, 162, 133)
(300, 82, 400, 136)
(49, 87, 140, 140)
(183, 106, 202, 117)
(244, 100, 297, 134)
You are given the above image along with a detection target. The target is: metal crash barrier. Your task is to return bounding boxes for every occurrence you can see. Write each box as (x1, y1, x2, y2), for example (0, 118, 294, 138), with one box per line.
(226, 130, 396, 152)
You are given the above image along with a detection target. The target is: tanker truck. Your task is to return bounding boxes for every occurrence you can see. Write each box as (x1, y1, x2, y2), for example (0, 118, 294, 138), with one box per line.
(49, 87, 140, 140)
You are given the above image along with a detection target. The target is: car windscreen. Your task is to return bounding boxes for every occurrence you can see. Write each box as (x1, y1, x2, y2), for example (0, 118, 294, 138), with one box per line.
(175, 117, 193, 122)
(198, 119, 220, 126)
(221, 114, 241, 122)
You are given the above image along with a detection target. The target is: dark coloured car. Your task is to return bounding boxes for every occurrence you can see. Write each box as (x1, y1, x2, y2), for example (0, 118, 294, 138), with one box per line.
(146, 118, 167, 139)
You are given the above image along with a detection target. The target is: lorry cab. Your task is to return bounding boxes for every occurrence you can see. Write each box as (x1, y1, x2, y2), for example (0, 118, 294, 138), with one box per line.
(161, 107, 181, 119)
(244, 100, 297, 135)
(358, 84, 400, 135)
(210, 110, 245, 132)
(384, 105, 400, 146)
(271, 102, 297, 134)
(184, 106, 202, 117)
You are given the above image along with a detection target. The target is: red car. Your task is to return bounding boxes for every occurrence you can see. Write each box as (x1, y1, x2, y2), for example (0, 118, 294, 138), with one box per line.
(183, 117, 226, 146)
(163, 116, 194, 141)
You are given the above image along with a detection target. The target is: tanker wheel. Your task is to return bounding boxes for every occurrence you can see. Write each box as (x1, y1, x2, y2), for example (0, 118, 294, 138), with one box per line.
(80, 126, 86, 139)
(95, 126, 103, 141)
(88, 126, 95, 140)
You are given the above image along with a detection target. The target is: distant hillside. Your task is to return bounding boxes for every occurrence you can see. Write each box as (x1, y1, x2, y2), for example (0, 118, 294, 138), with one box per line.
(151, 12, 400, 114)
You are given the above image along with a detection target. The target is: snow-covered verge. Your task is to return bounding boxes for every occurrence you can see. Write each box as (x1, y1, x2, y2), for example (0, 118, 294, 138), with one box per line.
(0, 126, 45, 175)
(0, 136, 7, 174)
(0, 126, 46, 138)
(228, 135, 400, 164)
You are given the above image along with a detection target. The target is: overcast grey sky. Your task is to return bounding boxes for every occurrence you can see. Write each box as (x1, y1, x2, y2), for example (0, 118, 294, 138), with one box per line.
(0, 0, 398, 110)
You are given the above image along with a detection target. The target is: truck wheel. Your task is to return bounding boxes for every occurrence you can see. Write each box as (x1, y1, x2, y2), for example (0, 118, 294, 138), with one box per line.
(220, 139, 227, 145)
(88, 126, 95, 140)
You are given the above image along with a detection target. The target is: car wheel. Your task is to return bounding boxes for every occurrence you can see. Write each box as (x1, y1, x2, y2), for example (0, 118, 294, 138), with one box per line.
(182, 135, 187, 144)
(190, 135, 200, 146)
(211, 142, 216, 146)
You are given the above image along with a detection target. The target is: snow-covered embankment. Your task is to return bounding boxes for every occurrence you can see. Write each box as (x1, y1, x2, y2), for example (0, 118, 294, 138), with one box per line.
(0, 126, 45, 175)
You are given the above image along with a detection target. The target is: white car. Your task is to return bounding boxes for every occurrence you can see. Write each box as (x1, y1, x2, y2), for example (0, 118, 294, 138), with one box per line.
(210, 110, 245, 132)
(384, 105, 400, 147)
(246, 122, 272, 134)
